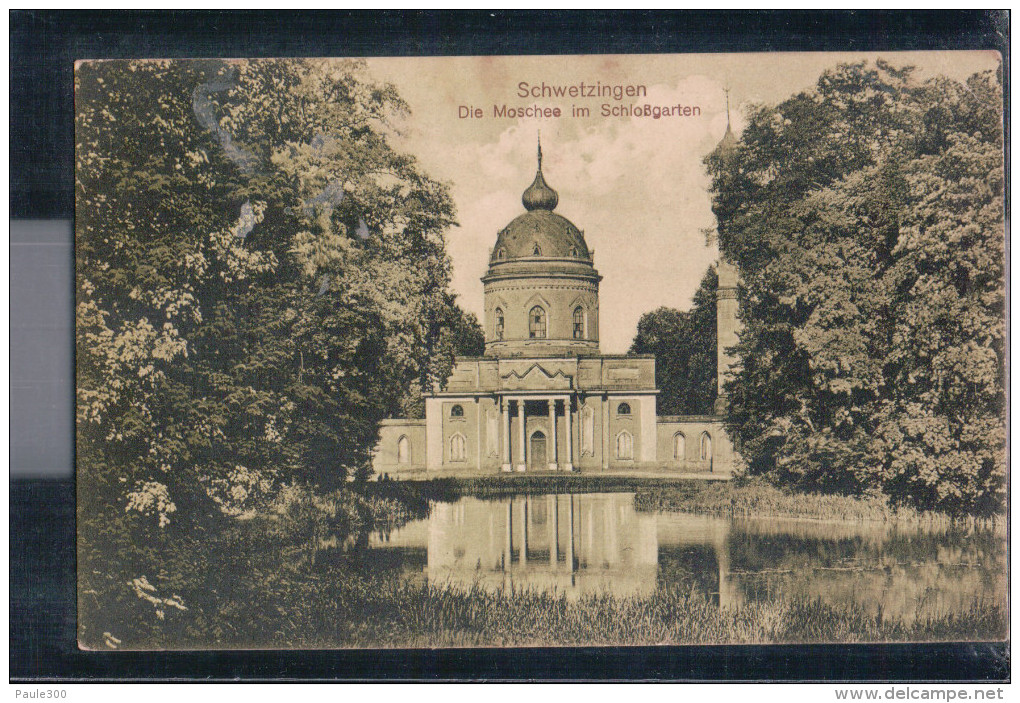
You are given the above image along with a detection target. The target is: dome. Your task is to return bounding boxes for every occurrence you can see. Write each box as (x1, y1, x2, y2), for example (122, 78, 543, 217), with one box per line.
(491, 210, 590, 262)
(489, 138, 592, 264)
(481, 138, 602, 359)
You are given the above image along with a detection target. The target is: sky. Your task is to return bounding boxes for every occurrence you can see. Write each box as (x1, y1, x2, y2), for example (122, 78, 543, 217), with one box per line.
(364, 51, 1000, 352)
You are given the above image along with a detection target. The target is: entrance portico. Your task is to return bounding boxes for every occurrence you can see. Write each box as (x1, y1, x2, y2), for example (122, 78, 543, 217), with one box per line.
(500, 394, 574, 473)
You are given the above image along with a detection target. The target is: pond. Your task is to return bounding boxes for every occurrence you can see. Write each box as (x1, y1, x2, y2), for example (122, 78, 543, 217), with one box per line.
(366, 491, 1005, 623)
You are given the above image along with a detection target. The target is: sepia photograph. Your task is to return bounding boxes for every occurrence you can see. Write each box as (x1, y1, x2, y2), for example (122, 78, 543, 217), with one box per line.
(74, 51, 1006, 651)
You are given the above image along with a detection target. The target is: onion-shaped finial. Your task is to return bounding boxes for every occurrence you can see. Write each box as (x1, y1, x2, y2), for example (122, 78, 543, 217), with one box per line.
(522, 134, 558, 211)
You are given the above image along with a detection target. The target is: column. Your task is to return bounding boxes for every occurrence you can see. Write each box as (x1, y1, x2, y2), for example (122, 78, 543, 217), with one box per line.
(501, 397, 511, 473)
(601, 395, 610, 471)
(425, 397, 443, 470)
(548, 399, 558, 471)
(564, 396, 574, 472)
(516, 398, 526, 472)
(475, 398, 482, 469)
(640, 395, 657, 463)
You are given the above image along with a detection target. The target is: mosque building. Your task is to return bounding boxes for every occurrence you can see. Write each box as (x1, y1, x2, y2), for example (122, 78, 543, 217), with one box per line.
(374, 136, 739, 477)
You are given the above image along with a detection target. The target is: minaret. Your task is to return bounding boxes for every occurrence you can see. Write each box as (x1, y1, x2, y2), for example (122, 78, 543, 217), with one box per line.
(714, 259, 739, 414)
(714, 90, 740, 414)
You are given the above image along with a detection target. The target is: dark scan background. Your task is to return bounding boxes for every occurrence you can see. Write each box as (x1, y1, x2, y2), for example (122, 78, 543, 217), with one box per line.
(9, 9, 1009, 681)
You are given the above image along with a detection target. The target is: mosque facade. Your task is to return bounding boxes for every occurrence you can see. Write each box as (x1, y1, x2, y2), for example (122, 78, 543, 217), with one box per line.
(374, 140, 739, 477)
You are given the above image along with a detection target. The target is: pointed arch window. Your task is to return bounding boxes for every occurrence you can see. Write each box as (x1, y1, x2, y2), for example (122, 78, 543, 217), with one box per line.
(529, 306, 546, 339)
(450, 433, 466, 462)
(494, 308, 505, 340)
(532, 242, 543, 256)
(673, 432, 686, 461)
(573, 306, 585, 339)
(397, 435, 410, 464)
(700, 432, 713, 461)
(616, 430, 634, 460)
(569, 246, 579, 257)
(495, 247, 506, 260)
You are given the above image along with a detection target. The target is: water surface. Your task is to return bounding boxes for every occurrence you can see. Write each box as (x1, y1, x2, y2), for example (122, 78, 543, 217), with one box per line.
(366, 492, 1004, 623)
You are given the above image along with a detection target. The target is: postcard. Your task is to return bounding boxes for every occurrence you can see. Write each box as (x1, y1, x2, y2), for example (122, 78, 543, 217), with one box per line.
(75, 51, 1005, 650)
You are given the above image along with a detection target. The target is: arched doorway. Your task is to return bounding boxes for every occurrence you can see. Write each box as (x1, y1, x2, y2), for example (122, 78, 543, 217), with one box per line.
(529, 431, 547, 471)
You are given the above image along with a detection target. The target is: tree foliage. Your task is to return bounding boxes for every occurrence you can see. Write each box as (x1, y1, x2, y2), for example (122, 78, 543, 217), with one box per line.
(705, 61, 1004, 515)
(631, 267, 718, 416)
(76, 59, 478, 526)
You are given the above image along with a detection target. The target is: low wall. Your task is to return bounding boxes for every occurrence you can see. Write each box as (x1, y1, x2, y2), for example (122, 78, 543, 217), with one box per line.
(655, 416, 735, 476)
(373, 419, 426, 477)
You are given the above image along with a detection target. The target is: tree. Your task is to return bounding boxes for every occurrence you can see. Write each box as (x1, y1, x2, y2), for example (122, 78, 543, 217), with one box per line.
(705, 61, 1004, 515)
(76, 58, 471, 525)
(396, 295, 485, 420)
(630, 267, 718, 416)
(446, 305, 486, 358)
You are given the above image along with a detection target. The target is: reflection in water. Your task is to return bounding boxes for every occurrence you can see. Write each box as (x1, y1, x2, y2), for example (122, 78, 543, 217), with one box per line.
(369, 492, 1005, 621)
(423, 494, 659, 597)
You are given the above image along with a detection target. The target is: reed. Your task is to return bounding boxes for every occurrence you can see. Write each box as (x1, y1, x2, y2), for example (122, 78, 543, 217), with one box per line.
(96, 565, 1005, 650)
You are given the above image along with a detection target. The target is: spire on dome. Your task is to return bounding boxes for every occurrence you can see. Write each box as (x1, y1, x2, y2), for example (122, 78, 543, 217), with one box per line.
(522, 133, 559, 211)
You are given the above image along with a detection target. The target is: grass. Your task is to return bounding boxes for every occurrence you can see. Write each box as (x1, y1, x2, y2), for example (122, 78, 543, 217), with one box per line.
(349, 582, 1004, 649)
(324, 576, 1005, 649)
(96, 564, 1006, 650)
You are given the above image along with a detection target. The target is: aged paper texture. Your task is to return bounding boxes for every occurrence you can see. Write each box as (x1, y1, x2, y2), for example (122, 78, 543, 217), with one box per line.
(76, 52, 1005, 650)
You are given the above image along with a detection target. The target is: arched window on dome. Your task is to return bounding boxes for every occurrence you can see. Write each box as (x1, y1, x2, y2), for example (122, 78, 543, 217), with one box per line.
(573, 306, 585, 339)
(495, 247, 506, 260)
(569, 246, 579, 257)
(450, 404, 464, 418)
(494, 308, 505, 340)
(529, 306, 547, 339)
(532, 242, 543, 256)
